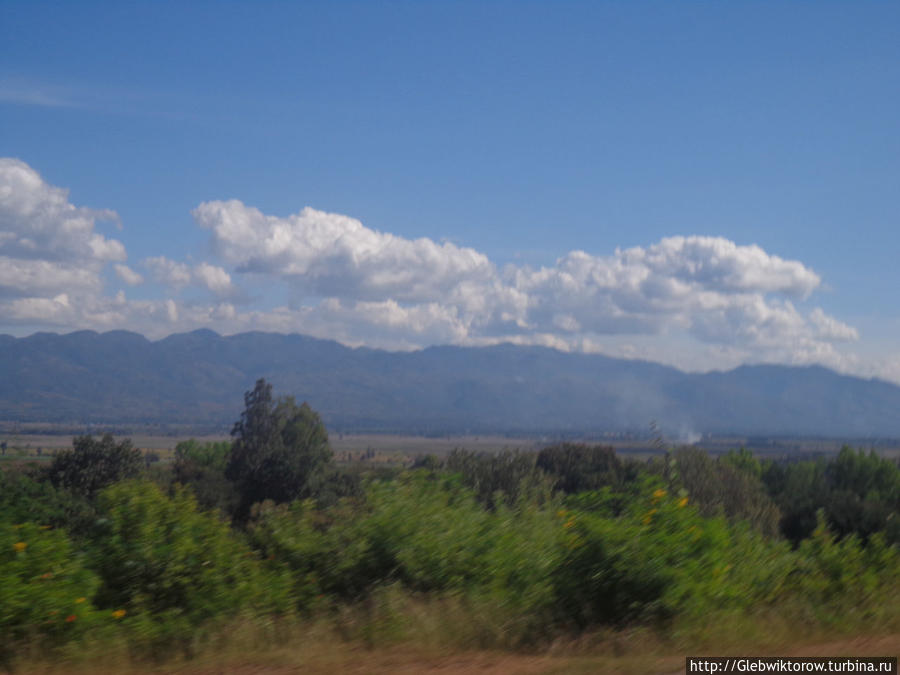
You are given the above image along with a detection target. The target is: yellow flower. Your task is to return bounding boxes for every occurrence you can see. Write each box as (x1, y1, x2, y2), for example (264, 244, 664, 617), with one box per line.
(652, 488, 667, 500)
(642, 508, 658, 525)
(678, 497, 689, 508)
(13, 541, 27, 552)
(75, 597, 86, 604)
(112, 609, 126, 619)
(563, 518, 576, 529)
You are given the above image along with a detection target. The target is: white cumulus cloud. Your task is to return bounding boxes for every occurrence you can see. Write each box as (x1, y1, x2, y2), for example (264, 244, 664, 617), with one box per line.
(0, 158, 124, 264)
(0, 158, 126, 317)
(193, 200, 494, 302)
(0, 157, 882, 381)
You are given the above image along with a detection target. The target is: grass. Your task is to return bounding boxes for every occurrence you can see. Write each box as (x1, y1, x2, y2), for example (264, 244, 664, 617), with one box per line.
(11, 620, 899, 675)
(9, 588, 900, 674)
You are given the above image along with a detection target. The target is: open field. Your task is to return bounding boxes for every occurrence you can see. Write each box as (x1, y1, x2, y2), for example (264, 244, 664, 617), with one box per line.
(3, 431, 900, 463)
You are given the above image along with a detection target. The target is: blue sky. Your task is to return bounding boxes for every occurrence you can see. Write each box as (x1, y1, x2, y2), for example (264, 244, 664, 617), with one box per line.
(1, 2, 899, 380)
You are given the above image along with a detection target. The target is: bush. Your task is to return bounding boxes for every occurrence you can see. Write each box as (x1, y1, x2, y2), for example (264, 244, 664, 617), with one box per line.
(552, 477, 796, 629)
(88, 481, 292, 647)
(249, 473, 496, 602)
(784, 514, 900, 625)
(0, 468, 96, 537)
(0, 521, 101, 664)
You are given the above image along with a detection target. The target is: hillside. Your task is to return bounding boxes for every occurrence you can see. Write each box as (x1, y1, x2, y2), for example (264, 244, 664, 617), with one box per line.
(2, 329, 900, 437)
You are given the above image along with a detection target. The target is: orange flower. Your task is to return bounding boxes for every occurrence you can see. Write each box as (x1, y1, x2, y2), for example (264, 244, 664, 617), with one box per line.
(13, 541, 26, 552)
(112, 609, 127, 619)
(652, 488, 667, 500)
(678, 497, 689, 508)
(65, 615, 77, 623)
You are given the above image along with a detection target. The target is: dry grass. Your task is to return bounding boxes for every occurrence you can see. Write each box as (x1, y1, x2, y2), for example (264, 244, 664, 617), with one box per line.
(11, 604, 899, 675)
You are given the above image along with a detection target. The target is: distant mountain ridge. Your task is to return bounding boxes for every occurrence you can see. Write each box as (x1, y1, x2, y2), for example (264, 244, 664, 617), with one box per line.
(2, 329, 899, 437)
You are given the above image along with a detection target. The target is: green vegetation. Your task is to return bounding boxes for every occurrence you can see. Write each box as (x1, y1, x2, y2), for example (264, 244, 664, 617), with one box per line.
(46, 434, 143, 499)
(1, 379, 898, 670)
(226, 378, 335, 520)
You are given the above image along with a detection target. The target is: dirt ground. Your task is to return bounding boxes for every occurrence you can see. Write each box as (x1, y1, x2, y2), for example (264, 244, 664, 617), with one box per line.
(26, 634, 894, 675)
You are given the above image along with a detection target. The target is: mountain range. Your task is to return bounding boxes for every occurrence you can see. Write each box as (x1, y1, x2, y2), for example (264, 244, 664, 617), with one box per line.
(2, 329, 900, 438)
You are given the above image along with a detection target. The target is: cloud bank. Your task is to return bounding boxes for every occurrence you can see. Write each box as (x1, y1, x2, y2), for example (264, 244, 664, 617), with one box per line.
(0, 157, 883, 381)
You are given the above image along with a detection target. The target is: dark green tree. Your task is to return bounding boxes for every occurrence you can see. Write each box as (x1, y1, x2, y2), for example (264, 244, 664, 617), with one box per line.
(47, 434, 143, 499)
(673, 448, 781, 538)
(823, 447, 900, 543)
(762, 457, 828, 544)
(536, 442, 635, 494)
(226, 379, 333, 519)
(444, 448, 549, 509)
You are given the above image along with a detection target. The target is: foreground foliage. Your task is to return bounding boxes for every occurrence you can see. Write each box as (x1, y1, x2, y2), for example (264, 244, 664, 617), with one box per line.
(1, 381, 898, 668)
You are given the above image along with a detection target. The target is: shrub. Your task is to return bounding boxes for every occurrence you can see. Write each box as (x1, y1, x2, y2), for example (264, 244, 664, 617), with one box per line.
(552, 478, 795, 629)
(0, 521, 101, 664)
(88, 481, 292, 645)
(0, 468, 96, 537)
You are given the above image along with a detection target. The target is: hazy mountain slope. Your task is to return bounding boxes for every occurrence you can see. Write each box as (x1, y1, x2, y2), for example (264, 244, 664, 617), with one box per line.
(1, 329, 899, 436)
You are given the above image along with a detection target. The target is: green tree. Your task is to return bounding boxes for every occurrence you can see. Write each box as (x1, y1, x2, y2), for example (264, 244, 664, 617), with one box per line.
(535, 442, 637, 495)
(444, 448, 550, 509)
(226, 379, 333, 519)
(762, 458, 828, 544)
(671, 448, 781, 538)
(47, 434, 143, 499)
(171, 439, 237, 515)
(824, 447, 900, 543)
(174, 439, 231, 471)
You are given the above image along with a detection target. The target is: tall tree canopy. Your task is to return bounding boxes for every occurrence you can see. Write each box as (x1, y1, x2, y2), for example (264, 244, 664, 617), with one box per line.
(226, 379, 333, 519)
(47, 434, 143, 498)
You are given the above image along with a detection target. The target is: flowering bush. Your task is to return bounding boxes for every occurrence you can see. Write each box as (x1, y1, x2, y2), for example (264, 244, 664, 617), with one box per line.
(0, 521, 100, 662)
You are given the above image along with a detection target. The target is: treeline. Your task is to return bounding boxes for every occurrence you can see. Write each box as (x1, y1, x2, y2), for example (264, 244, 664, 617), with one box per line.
(1, 379, 898, 667)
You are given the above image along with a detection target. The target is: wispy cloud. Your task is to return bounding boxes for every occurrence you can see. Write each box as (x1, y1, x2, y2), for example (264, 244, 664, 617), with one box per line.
(0, 80, 81, 108)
